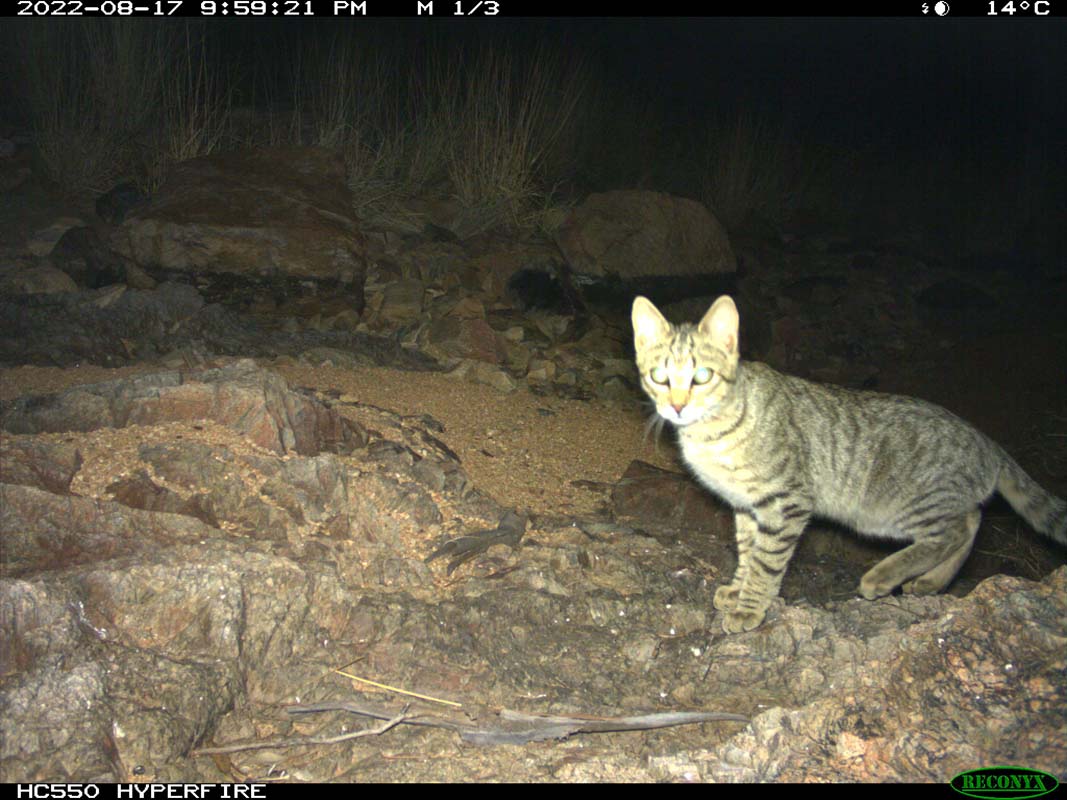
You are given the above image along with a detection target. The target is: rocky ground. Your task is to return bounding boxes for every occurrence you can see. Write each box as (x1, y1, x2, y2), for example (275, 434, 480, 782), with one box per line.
(1, 141, 1064, 783)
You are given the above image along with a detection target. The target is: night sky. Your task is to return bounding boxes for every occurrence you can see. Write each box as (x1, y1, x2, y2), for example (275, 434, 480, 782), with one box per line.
(565, 18, 1063, 152)
(261, 17, 1062, 177)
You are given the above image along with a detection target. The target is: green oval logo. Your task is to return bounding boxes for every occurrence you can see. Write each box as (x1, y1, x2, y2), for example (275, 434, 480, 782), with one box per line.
(951, 767, 1059, 800)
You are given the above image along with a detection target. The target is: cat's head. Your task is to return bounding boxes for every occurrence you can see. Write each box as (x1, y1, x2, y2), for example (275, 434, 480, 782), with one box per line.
(631, 295, 740, 427)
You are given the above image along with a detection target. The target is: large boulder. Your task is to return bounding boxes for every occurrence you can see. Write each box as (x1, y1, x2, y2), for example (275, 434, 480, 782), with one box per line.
(110, 147, 367, 309)
(556, 190, 736, 280)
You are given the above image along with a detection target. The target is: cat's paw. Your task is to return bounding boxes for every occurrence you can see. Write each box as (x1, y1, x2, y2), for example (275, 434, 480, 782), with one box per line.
(722, 608, 766, 634)
(713, 584, 740, 611)
(901, 574, 946, 595)
(858, 570, 898, 600)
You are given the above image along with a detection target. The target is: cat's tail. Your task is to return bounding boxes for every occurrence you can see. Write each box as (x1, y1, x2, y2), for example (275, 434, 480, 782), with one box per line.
(996, 453, 1067, 546)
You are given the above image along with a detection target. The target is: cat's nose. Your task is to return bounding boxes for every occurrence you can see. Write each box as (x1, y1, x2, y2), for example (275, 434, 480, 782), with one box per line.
(671, 402, 686, 414)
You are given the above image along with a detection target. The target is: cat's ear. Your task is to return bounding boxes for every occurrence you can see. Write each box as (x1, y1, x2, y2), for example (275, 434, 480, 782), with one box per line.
(699, 295, 739, 356)
(632, 296, 671, 350)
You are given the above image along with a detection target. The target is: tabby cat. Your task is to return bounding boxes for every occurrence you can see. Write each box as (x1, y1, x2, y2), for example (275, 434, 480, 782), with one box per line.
(632, 295, 1067, 633)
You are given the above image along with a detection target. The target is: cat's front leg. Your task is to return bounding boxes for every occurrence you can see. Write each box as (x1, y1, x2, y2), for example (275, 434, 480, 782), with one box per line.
(713, 509, 756, 612)
(719, 502, 810, 633)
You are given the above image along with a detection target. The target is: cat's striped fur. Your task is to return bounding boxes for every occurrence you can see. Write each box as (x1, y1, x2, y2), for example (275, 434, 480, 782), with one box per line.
(632, 294, 1067, 634)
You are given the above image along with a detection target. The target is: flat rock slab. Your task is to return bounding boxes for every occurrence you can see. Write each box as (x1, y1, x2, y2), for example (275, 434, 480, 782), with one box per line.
(0, 359, 363, 456)
(0, 281, 440, 370)
(612, 459, 734, 539)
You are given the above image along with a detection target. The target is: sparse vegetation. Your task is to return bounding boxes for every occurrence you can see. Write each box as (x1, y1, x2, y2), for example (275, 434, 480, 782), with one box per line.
(14, 21, 230, 197)
(1, 21, 875, 235)
(10, 21, 1058, 248)
(242, 32, 590, 230)
(18, 22, 167, 195)
(699, 111, 836, 234)
(146, 26, 232, 192)
(440, 46, 589, 230)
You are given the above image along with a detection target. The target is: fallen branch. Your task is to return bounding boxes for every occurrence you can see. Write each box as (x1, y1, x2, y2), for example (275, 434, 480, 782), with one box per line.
(287, 698, 749, 746)
(191, 709, 410, 756)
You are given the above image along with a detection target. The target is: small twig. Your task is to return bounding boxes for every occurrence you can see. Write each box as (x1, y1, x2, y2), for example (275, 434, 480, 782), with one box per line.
(333, 669, 463, 708)
(191, 709, 410, 756)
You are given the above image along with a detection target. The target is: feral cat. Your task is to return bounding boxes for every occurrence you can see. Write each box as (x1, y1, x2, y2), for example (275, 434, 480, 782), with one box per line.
(632, 294, 1067, 634)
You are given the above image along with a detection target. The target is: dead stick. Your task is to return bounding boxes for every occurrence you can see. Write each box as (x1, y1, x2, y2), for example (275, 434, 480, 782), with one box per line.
(191, 710, 410, 756)
(288, 700, 749, 745)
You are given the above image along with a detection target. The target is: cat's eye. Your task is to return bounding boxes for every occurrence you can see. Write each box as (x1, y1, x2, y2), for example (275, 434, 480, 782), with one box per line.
(693, 366, 714, 385)
(649, 366, 669, 385)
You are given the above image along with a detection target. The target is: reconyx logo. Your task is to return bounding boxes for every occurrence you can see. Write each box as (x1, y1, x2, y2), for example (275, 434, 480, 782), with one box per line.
(951, 767, 1059, 800)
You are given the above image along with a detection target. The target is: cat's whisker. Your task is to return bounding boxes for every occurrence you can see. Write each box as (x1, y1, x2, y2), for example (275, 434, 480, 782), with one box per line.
(636, 401, 670, 454)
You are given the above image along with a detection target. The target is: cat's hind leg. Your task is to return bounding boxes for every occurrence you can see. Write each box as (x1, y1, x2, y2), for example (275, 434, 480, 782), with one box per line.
(859, 508, 980, 599)
(902, 509, 980, 595)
